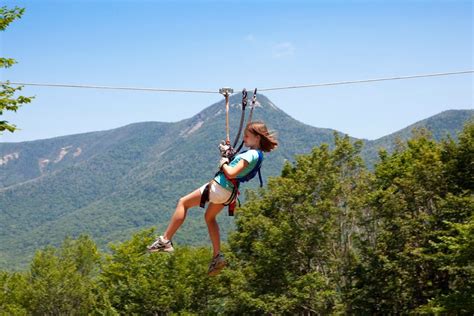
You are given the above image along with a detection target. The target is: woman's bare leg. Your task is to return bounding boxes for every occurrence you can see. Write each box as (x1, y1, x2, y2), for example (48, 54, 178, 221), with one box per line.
(163, 188, 202, 240)
(204, 202, 225, 256)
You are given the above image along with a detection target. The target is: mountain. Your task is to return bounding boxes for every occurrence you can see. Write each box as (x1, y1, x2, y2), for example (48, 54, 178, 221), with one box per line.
(0, 94, 341, 269)
(361, 109, 474, 165)
(0, 94, 472, 269)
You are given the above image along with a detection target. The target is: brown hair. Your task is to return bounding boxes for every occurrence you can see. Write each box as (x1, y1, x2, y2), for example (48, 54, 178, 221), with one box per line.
(246, 121, 278, 152)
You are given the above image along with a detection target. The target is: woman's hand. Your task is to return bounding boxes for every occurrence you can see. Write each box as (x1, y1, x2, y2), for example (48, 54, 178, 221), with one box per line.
(218, 140, 236, 158)
(218, 157, 229, 169)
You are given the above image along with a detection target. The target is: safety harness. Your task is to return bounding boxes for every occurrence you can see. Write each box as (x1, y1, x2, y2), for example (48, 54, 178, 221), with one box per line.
(199, 149, 264, 216)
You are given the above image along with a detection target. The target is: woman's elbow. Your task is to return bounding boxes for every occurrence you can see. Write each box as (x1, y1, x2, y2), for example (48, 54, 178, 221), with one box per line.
(224, 170, 238, 179)
(223, 167, 238, 179)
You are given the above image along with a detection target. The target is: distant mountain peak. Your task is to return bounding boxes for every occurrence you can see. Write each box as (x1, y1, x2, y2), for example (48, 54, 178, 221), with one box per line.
(192, 93, 283, 125)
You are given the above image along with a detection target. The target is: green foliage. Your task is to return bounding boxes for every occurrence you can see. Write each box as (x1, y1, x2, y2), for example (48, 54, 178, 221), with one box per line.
(362, 110, 474, 168)
(0, 6, 24, 31)
(24, 236, 101, 315)
(417, 214, 474, 313)
(0, 117, 472, 314)
(0, 271, 28, 315)
(0, 6, 32, 134)
(226, 134, 370, 314)
(0, 94, 339, 269)
(99, 228, 224, 314)
(0, 235, 104, 315)
(350, 123, 474, 314)
(0, 93, 471, 271)
(442, 119, 474, 192)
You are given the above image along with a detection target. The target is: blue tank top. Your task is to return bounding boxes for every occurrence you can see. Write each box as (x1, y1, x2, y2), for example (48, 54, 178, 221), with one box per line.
(214, 149, 262, 192)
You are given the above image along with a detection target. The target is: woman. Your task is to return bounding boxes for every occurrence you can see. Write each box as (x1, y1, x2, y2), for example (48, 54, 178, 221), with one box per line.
(148, 121, 278, 275)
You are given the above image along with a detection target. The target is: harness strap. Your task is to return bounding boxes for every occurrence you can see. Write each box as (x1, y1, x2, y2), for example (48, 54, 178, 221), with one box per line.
(225, 93, 230, 144)
(200, 182, 211, 208)
(224, 178, 240, 216)
(236, 88, 257, 152)
(233, 89, 247, 148)
(228, 200, 236, 216)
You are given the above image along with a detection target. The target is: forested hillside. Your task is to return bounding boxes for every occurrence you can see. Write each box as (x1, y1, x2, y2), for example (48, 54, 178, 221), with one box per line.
(1, 121, 472, 314)
(0, 93, 471, 269)
(0, 94, 342, 269)
(361, 109, 474, 165)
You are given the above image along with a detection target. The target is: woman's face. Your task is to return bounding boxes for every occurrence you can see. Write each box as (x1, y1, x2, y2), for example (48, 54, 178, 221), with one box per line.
(243, 130, 260, 149)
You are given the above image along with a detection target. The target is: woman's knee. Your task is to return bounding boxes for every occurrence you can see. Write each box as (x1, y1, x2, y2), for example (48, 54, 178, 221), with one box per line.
(177, 190, 201, 210)
(177, 196, 190, 209)
(204, 211, 217, 223)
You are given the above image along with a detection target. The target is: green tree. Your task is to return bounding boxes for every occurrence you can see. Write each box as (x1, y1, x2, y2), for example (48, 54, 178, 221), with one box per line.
(226, 134, 370, 314)
(99, 228, 224, 315)
(442, 119, 474, 192)
(0, 271, 28, 315)
(418, 122, 474, 313)
(22, 235, 102, 315)
(351, 125, 473, 314)
(0, 6, 32, 133)
(1, 124, 471, 315)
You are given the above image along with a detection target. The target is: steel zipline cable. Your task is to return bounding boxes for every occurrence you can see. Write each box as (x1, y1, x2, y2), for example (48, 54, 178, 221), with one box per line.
(0, 82, 219, 94)
(258, 70, 474, 92)
(1, 70, 473, 94)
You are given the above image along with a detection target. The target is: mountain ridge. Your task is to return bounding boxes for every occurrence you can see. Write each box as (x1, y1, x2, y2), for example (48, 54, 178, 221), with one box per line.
(0, 95, 472, 269)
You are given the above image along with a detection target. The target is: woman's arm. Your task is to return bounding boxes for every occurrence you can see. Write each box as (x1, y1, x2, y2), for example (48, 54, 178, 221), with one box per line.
(221, 159, 248, 179)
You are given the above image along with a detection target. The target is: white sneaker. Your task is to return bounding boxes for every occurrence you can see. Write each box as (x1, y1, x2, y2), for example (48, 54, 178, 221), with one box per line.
(147, 236, 174, 253)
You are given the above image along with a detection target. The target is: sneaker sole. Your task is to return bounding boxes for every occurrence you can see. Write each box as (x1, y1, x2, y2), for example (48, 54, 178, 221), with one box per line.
(208, 261, 226, 276)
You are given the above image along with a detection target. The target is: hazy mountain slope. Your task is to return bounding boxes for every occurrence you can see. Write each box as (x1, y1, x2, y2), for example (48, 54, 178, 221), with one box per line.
(362, 109, 473, 165)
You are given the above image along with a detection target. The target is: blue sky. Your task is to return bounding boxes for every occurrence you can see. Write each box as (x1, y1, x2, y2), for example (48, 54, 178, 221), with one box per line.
(1, 0, 472, 143)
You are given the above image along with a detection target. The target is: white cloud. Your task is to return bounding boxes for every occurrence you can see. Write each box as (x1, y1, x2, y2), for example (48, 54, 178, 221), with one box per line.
(272, 42, 295, 58)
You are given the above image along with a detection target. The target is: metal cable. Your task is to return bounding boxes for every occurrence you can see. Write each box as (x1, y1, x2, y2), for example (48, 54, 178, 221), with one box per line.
(258, 70, 474, 92)
(0, 82, 219, 94)
(1, 70, 472, 94)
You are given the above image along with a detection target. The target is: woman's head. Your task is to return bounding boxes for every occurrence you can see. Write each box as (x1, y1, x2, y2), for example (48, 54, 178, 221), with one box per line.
(244, 121, 278, 152)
